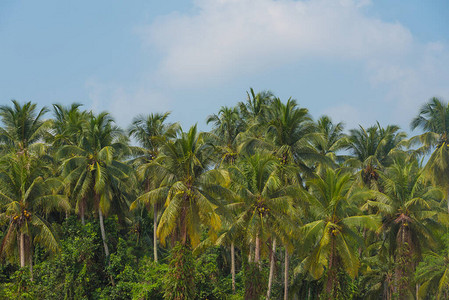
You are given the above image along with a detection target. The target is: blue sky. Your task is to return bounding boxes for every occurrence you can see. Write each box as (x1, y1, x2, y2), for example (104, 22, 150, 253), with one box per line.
(1, 0, 448, 133)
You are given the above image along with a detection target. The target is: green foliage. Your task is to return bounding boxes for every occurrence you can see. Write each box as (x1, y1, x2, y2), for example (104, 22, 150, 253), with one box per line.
(131, 258, 167, 300)
(3, 94, 449, 300)
(38, 217, 103, 299)
(164, 243, 196, 300)
(244, 262, 266, 300)
(1, 217, 104, 299)
(0, 269, 36, 300)
(195, 246, 236, 299)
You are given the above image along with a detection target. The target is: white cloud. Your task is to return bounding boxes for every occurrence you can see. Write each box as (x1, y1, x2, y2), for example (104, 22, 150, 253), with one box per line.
(142, 0, 413, 86)
(85, 0, 449, 131)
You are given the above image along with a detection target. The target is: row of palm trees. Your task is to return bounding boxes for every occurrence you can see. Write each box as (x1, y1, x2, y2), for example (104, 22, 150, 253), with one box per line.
(1, 93, 449, 299)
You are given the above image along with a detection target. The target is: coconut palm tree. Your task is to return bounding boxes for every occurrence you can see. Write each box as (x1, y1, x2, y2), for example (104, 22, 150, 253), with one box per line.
(238, 88, 275, 132)
(50, 103, 87, 147)
(151, 125, 228, 247)
(243, 97, 327, 181)
(59, 112, 131, 258)
(365, 158, 444, 298)
(128, 112, 178, 262)
(207, 105, 249, 293)
(416, 250, 449, 300)
(246, 97, 328, 299)
(0, 152, 69, 278)
(218, 152, 297, 299)
(207, 106, 244, 166)
(410, 97, 449, 212)
(312, 115, 349, 171)
(346, 123, 406, 189)
(140, 125, 228, 299)
(0, 100, 50, 155)
(298, 168, 379, 299)
(128, 112, 178, 162)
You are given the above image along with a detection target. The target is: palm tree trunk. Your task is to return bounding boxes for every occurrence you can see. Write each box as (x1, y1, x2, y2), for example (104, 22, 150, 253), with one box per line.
(98, 208, 110, 257)
(153, 203, 158, 262)
(255, 234, 261, 265)
(284, 248, 289, 300)
(396, 225, 406, 294)
(266, 238, 276, 299)
(248, 245, 253, 263)
(180, 200, 188, 245)
(29, 242, 33, 281)
(20, 232, 26, 267)
(231, 241, 236, 293)
(98, 205, 115, 286)
(80, 198, 86, 225)
(326, 237, 335, 299)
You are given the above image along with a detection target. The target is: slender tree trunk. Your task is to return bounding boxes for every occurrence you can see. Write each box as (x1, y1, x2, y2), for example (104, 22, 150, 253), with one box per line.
(153, 203, 158, 262)
(326, 236, 335, 299)
(395, 226, 404, 297)
(181, 206, 188, 246)
(179, 194, 189, 246)
(98, 205, 116, 286)
(231, 241, 236, 293)
(248, 245, 253, 263)
(29, 242, 33, 281)
(80, 198, 85, 225)
(266, 238, 276, 299)
(255, 234, 261, 266)
(20, 232, 26, 267)
(284, 248, 289, 300)
(98, 208, 110, 257)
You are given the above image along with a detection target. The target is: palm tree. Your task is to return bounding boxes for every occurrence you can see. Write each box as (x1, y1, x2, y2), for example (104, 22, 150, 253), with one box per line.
(244, 97, 327, 182)
(151, 125, 227, 247)
(416, 250, 449, 299)
(59, 112, 131, 258)
(207, 105, 246, 293)
(0, 152, 69, 278)
(238, 88, 274, 131)
(207, 106, 244, 166)
(141, 125, 228, 299)
(298, 168, 379, 299)
(346, 123, 406, 189)
(218, 152, 297, 299)
(128, 112, 178, 262)
(410, 97, 449, 212)
(128, 112, 178, 161)
(0, 100, 50, 155)
(312, 115, 349, 171)
(250, 97, 328, 299)
(50, 103, 87, 147)
(365, 158, 444, 298)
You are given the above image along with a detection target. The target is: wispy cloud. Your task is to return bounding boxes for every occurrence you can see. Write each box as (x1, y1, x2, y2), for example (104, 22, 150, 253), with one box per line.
(143, 0, 413, 86)
(86, 0, 449, 131)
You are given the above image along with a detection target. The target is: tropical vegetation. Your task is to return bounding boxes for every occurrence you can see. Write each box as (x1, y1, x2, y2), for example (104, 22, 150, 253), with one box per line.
(1, 93, 449, 299)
